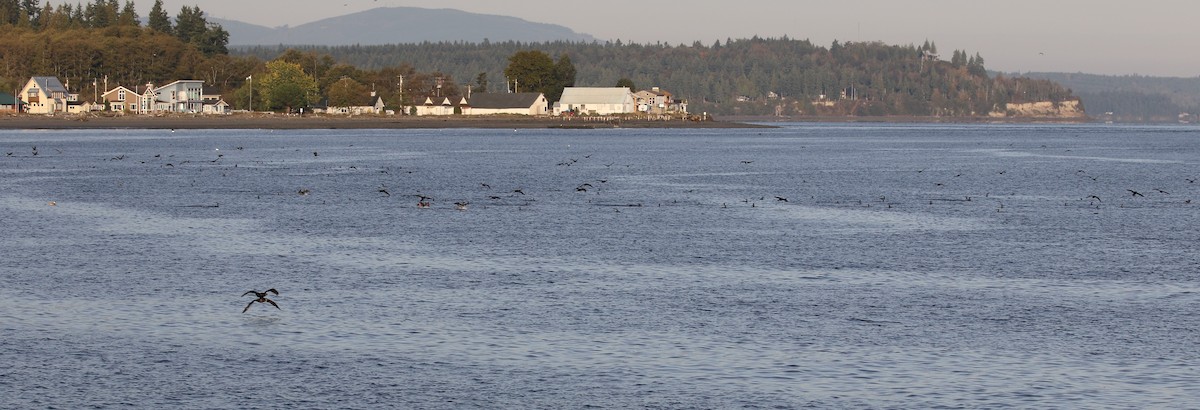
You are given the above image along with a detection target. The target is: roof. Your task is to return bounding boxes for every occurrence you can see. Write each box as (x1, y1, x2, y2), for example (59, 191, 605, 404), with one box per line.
(558, 87, 632, 105)
(467, 92, 543, 109)
(30, 77, 68, 93)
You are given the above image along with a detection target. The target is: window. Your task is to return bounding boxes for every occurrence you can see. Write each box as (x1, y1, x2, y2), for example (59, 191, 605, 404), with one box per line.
(118, 90, 125, 101)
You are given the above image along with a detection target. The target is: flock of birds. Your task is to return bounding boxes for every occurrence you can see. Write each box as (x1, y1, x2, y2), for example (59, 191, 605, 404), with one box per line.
(6, 142, 1197, 214)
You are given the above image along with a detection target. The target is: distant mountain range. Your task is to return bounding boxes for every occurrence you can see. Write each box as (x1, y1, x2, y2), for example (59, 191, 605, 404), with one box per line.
(214, 7, 595, 46)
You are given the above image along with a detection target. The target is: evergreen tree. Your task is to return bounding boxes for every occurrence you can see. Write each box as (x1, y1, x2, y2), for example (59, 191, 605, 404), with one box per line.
(173, 5, 204, 43)
(473, 72, 489, 93)
(147, 0, 170, 33)
(503, 50, 554, 93)
(116, 0, 136, 26)
(616, 78, 635, 90)
(549, 54, 576, 102)
(193, 22, 229, 56)
(20, 0, 38, 25)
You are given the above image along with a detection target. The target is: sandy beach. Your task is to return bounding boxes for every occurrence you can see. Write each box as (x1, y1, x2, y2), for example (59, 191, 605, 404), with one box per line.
(0, 112, 770, 130)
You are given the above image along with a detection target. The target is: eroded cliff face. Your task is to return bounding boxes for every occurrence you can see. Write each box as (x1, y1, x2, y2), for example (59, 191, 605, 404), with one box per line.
(991, 100, 1086, 118)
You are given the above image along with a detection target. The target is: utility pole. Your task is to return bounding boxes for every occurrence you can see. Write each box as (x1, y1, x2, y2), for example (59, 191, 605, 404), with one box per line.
(247, 75, 252, 112)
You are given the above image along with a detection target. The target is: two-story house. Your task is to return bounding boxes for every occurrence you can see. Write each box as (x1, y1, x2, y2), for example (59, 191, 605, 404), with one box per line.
(153, 80, 205, 113)
(100, 85, 144, 113)
(19, 76, 70, 114)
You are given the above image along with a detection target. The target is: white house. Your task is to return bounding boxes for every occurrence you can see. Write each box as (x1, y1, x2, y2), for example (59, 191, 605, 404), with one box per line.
(203, 99, 231, 115)
(414, 96, 467, 116)
(152, 80, 205, 113)
(19, 76, 70, 114)
(333, 92, 387, 115)
(556, 87, 635, 115)
(465, 92, 548, 116)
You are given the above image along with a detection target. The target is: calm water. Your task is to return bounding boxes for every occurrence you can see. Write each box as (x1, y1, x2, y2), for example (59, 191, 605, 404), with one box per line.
(1, 124, 1197, 408)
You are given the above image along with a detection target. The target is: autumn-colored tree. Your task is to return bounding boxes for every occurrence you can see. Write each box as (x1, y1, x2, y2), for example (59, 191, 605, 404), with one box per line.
(259, 60, 319, 112)
(327, 77, 369, 107)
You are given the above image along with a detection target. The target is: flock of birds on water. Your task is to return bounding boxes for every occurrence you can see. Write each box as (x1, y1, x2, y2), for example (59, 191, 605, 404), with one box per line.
(5, 139, 1197, 215)
(5, 137, 1197, 313)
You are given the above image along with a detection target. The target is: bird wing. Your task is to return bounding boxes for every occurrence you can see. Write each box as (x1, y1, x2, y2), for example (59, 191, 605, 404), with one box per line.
(266, 288, 279, 295)
(265, 298, 281, 310)
(242, 290, 256, 297)
(242, 300, 256, 313)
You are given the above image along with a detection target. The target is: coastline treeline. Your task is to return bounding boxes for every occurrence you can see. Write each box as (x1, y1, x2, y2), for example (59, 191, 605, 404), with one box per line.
(1, 0, 1078, 116)
(234, 38, 1078, 116)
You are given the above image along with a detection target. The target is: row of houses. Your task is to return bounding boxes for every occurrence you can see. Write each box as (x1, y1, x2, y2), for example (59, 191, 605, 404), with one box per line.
(5, 75, 688, 117)
(412, 87, 687, 116)
(7, 76, 231, 115)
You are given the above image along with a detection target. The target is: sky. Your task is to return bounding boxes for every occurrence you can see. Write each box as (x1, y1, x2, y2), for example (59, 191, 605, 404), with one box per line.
(60, 0, 1200, 77)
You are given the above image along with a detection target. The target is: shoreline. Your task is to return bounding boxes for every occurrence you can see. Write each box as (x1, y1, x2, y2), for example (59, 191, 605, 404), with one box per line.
(0, 113, 773, 130)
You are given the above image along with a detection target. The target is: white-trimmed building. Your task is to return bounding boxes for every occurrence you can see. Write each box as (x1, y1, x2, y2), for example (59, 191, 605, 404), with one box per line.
(555, 87, 635, 115)
(466, 92, 548, 116)
(153, 80, 205, 113)
(101, 85, 143, 113)
(414, 96, 467, 116)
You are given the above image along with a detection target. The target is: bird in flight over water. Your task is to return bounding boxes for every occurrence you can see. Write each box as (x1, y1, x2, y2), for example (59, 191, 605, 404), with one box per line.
(242, 289, 280, 313)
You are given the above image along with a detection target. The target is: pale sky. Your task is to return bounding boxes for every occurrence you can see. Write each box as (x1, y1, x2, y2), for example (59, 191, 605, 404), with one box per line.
(64, 0, 1200, 77)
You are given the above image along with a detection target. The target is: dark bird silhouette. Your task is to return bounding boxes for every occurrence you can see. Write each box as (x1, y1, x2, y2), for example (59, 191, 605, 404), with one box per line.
(1186, 178, 1196, 184)
(313, 151, 319, 157)
(1154, 188, 1170, 194)
(740, 160, 753, 164)
(1088, 195, 1102, 202)
(378, 186, 391, 196)
(416, 194, 433, 208)
(576, 183, 594, 192)
(242, 289, 280, 313)
(455, 201, 469, 211)
(480, 183, 491, 189)
(1128, 189, 1144, 197)
(298, 188, 311, 195)
(513, 189, 525, 195)
(775, 196, 788, 202)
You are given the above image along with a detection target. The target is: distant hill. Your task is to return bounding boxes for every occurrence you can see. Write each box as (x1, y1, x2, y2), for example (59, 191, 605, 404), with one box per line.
(214, 7, 595, 46)
(1010, 72, 1200, 122)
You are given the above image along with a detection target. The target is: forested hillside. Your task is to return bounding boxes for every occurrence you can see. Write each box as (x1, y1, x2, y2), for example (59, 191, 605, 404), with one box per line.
(0, 0, 235, 95)
(234, 38, 1078, 116)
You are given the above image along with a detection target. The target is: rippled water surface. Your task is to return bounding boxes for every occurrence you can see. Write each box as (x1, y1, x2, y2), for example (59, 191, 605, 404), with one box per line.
(2, 124, 1198, 408)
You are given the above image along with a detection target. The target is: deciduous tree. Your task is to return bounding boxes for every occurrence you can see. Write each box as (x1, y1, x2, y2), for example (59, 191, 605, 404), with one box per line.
(260, 59, 319, 112)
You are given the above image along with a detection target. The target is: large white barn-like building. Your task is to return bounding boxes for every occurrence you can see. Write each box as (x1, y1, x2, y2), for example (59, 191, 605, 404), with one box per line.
(466, 92, 548, 116)
(555, 87, 635, 115)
